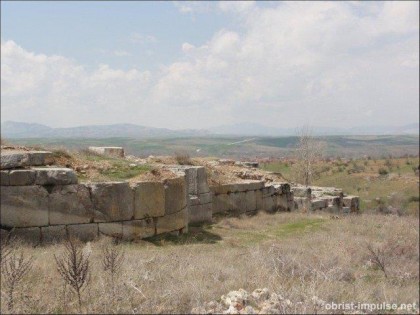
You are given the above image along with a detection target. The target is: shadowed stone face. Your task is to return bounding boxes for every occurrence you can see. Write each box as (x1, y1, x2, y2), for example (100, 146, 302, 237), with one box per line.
(49, 185, 95, 225)
(164, 176, 187, 215)
(33, 167, 78, 185)
(0, 186, 49, 228)
(155, 208, 187, 234)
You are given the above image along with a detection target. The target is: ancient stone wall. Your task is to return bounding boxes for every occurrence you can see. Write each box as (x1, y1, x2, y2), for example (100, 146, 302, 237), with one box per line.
(0, 151, 188, 244)
(1, 150, 360, 244)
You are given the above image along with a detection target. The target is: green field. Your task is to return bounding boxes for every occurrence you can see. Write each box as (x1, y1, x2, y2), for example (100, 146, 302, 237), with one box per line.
(7, 134, 419, 159)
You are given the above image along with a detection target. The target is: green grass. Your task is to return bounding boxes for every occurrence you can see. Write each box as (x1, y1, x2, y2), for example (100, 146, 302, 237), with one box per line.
(272, 218, 326, 238)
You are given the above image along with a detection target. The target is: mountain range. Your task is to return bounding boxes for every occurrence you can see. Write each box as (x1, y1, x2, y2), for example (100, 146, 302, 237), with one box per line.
(1, 121, 418, 138)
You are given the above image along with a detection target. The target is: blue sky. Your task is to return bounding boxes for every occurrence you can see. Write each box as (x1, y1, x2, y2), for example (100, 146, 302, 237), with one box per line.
(1, 1, 419, 129)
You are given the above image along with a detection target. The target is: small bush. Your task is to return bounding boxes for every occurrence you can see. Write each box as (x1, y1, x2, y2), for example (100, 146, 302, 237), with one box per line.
(174, 151, 192, 165)
(378, 168, 388, 176)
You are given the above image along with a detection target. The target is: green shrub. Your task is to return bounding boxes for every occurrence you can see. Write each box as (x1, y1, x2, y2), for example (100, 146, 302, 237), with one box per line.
(378, 168, 388, 176)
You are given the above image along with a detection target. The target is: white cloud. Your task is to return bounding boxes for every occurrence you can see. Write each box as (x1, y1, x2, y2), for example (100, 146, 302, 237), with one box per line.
(113, 50, 132, 57)
(129, 33, 157, 44)
(1, 2, 419, 129)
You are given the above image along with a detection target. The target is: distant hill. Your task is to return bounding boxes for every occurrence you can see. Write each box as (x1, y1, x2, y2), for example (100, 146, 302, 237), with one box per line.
(209, 122, 420, 136)
(1, 121, 418, 139)
(1, 121, 209, 138)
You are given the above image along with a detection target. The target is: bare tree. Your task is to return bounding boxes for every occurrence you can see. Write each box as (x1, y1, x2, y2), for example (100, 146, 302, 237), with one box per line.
(102, 243, 125, 299)
(1, 249, 34, 311)
(294, 126, 324, 186)
(54, 237, 90, 312)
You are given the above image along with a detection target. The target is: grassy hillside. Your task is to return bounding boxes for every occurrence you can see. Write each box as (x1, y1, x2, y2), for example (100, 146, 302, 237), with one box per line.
(262, 157, 420, 216)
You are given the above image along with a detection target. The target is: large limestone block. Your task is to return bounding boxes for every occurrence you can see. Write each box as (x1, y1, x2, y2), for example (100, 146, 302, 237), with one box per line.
(1, 152, 29, 169)
(49, 185, 95, 225)
(10, 227, 42, 245)
(343, 196, 360, 212)
(189, 203, 212, 224)
(88, 146, 124, 158)
(311, 199, 328, 211)
(164, 177, 187, 215)
(1, 151, 52, 169)
(212, 194, 234, 214)
(189, 192, 212, 206)
(27, 151, 53, 166)
(155, 208, 187, 234)
(211, 181, 264, 195)
(291, 186, 312, 198)
(89, 182, 134, 222)
(256, 190, 263, 210)
(33, 167, 78, 185)
(133, 181, 165, 219)
(9, 170, 36, 186)
(263, 195, 277, 212)
(41, 225, 68, 244)
(67, 224, 98, 242)
(244, 190, 257, 212)
(0, 186, 49, 228)
(122, 219, 155, 240)
(99, 222, 123, 238)
(196, 167, 210, 194)
(0, 170, 10, 186)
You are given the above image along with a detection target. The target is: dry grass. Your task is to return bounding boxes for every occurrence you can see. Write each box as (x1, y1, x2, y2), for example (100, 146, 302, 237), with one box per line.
(1, 212, 418, 314)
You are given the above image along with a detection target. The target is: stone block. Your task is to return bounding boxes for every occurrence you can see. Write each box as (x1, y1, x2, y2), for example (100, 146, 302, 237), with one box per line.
(199, 192, 212, 204)
(9, 169, 36, 186)
(311, 199, 328, 211)
(212, 194, 232, 214)
(1, 151, 52, 169)
(196, 167, 210, 194)
(292, 186, 312, 198)
(211, 181, 264, 195)
(0, 186, 49, 228)
(88, 146, 124, 158)
(164, 176, 187, 215)
(11, 227, 42, 245)
(1, 152, 29, 169)
(342, 207, 351, 214)
(67, 224, 98, 242)
(41, 225, 68, 244)
(133, 181, 165, 219)
(99, 222, 123, 238)
(343, 196, 360, 212)
(189, 203, 212, 224)
(122, 219, 155, 240)
(189, 192, 212, 206)
(49, 185, 95, 225)
(27, 151, 53, 166)
(244, 190, 257, 212)
(256, 190, 263, 210)
(89, 182, 134, 222)
(155, 208, 187, 234)
(263, 195, 277, 212)
(0, 170, 10, 186)
(33, 167, 78, 185)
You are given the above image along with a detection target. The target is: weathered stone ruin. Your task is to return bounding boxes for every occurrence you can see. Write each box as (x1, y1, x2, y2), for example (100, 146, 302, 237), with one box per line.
(0, 148, 360, 243)
(88, 146, 125, 158)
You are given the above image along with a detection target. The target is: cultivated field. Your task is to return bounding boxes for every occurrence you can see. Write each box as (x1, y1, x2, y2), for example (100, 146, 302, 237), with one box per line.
(1, 212, 419, 314)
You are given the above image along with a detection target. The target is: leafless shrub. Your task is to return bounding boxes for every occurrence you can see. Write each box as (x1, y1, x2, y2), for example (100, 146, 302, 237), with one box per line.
(54, 237, 90, 312)
(293, 126, 325, 186)
(1, 248, 33, 311)
(102, 243, 125, 298)
(367, 244, 387, 278)
(174, 150, 192, 165)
